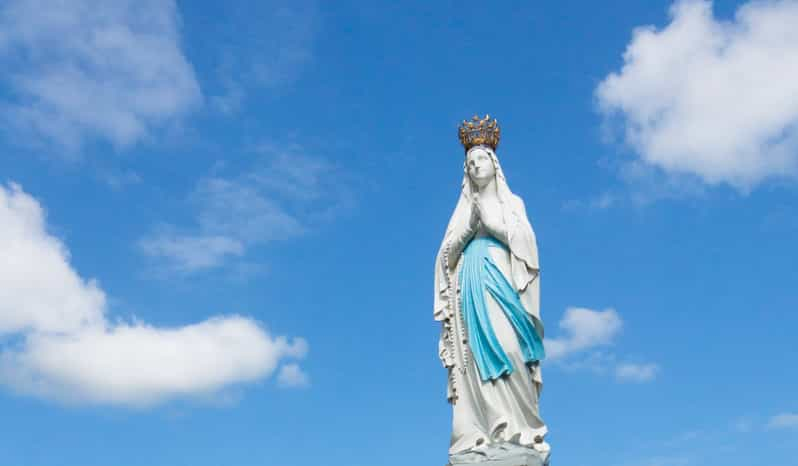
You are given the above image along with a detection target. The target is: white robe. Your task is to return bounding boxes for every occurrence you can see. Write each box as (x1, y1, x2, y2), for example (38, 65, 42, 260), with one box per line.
(446, 232, 546, 453)
(434, 152, 547, 455)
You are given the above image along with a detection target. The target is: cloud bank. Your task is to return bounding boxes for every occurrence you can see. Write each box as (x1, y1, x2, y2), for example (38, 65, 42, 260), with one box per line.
(0, 0, 201, 150)
(0, 183, 306, 406)
(596, 0, 798, 191)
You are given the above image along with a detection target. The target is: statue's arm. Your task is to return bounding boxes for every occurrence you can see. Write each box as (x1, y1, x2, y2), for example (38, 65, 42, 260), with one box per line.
(443, 200, 480, 270)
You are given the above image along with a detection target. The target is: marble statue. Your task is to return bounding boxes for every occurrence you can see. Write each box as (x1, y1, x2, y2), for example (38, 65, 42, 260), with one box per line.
(434, 115, 550, 466)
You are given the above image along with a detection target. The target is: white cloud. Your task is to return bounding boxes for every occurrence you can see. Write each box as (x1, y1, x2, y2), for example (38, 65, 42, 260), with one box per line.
(767, 412, 798, 429)
(0, 183, 307, 406)
(0, 183, 105, 335)
(1, 318, 307, 406)
(0, 0, 201, 151)
(140, 145, 353, 273)
(615, 362, 660, 382)
(546, 307, 623, 361)
(277, 363, 310, 388)
(546, 307, 659, 382)
(596, 0, 798, 191)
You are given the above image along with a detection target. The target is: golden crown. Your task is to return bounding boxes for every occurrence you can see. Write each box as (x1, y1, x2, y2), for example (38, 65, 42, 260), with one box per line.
(458, 114, 500, 152)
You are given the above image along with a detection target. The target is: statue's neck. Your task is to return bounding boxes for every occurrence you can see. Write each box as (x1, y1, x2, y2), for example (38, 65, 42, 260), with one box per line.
(474, 178, 498, 200)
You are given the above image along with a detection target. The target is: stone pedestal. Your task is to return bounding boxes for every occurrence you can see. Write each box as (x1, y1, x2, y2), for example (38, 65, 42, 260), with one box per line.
(448, 444, 550, 466)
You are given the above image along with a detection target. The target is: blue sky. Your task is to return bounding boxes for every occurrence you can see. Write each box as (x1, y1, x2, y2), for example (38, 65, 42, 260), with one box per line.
(0, 1, 797, 465)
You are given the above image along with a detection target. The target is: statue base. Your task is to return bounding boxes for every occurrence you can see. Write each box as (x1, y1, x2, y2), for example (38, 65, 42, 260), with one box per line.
(448, 443, 550, 466)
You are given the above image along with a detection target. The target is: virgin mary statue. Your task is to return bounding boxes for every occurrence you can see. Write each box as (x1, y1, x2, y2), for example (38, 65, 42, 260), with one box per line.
(434, 115, 549, 463)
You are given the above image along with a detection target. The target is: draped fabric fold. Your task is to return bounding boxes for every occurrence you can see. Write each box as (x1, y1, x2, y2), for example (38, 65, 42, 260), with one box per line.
(460, 236, 545, 382)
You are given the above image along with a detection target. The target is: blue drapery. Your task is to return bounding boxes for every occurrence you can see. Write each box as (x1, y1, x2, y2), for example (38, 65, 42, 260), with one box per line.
(459, 236, 545, 382)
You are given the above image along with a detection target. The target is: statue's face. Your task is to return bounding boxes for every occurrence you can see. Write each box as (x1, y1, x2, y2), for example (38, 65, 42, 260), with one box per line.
(466, 147, 495, 188)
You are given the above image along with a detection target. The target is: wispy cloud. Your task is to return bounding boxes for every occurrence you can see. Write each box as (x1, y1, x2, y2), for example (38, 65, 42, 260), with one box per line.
(0, 0, 201, 152)
(547, 307, 659, 382)
(0, 183, 306, 406)
(563, 161, 709, 211)
(767, 412, 798, 430)
(562, 192, 618, 212)
(615, 362, 660, 383)
(277, 363, 310, 388)
(100, 169, 143, 191)
(208, 2, 317, 115)
(596, 0, 798, 192)
(140, 144, 354, 273)
(665, 430, 704, 446)
(139, 233, 246, 273)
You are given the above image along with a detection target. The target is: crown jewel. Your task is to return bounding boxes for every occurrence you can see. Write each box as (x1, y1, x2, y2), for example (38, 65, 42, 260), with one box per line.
(458, 114, 500, 152)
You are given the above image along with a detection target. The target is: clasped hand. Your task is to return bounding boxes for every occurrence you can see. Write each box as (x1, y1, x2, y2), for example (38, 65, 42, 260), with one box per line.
(468, 195, 481, 229)
(469, 195, 501, 233)
(468, 195, 509, 243)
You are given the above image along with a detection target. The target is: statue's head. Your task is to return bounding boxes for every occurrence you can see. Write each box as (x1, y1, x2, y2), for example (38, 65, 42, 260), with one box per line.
(459, 114, 501, 190)
(466, 145, 496, 189)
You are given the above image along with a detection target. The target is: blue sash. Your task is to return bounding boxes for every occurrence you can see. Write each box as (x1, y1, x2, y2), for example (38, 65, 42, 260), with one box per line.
(459, 236, 545, 381)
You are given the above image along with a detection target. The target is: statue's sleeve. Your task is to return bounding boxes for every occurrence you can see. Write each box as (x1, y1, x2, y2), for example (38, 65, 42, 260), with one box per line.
(444, 223, 476, 271)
